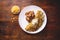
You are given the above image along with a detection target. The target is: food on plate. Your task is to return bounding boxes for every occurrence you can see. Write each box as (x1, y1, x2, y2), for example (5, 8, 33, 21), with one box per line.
(25, 18, 38, 31)
(11, 5, 20, 14)
(35, 10, 44, 27)
(25, 11, 35, 22)
(25, 10, 44, 32)
(32, 18, 38, 26)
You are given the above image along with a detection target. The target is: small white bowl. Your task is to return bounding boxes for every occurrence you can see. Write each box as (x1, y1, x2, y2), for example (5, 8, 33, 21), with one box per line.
(18, 5, 47, 34)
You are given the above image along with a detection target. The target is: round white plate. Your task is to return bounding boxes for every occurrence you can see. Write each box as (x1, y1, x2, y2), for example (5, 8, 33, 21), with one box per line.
(18, 5, 47, 34)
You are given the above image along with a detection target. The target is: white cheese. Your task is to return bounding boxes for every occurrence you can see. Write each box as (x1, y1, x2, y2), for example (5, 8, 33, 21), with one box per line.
(32, 18, 38, 26)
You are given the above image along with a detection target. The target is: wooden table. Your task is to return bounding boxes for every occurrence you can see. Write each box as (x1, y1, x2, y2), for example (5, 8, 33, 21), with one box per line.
(0, 0, 60, 40)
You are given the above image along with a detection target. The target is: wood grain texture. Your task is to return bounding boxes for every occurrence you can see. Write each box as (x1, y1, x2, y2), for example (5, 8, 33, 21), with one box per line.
(0, 0, 60, 40)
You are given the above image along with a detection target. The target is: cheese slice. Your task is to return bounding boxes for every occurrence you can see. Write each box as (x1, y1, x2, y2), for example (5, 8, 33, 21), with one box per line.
(32, 18, 38, 26)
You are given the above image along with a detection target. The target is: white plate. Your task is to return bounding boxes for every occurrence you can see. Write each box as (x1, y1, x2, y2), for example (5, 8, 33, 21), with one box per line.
(18, 5, 47, 34)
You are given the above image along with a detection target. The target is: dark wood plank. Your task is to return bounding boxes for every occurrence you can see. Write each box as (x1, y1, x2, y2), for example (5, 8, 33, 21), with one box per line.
(0, 0, 60, 40)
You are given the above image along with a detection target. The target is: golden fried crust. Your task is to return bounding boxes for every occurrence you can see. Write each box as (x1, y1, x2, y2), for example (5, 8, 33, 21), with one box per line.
(25, 11, 35, 22)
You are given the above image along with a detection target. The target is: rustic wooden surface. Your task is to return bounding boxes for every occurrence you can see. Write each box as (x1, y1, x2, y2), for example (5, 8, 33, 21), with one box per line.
(0, 0, 60, 40)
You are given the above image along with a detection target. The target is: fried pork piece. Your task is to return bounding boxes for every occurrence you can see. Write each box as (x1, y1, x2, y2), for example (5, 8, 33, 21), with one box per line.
(25, 22, 38, 31)
(25, 18, 38, 31)
(25, 11, 35, 22)
(35, 10, 44, 27)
